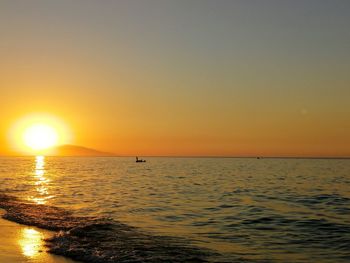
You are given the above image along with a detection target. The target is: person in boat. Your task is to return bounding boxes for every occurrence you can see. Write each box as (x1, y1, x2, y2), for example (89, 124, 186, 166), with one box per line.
(136, 157, 146, 162)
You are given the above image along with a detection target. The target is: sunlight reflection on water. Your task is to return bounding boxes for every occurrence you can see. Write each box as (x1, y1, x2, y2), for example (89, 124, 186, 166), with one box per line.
(1, 157, 349, 262)
(29, 156, 53, 205)
(18, 228, 44, 258)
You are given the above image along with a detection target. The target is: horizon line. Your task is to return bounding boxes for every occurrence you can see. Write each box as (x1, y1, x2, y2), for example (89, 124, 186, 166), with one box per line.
(0, 154, 349, 159)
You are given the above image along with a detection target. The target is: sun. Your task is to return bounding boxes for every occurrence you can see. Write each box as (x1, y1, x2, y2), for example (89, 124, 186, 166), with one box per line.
(23, 124, 58, 150)
(9, 113, 72, 154)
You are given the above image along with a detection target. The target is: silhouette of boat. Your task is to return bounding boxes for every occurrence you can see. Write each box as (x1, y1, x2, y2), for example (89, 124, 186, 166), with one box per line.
(136, 157, 146, 163)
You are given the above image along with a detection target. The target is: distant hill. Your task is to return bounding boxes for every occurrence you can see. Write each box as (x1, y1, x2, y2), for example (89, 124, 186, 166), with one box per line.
(46, 144, 114, 157)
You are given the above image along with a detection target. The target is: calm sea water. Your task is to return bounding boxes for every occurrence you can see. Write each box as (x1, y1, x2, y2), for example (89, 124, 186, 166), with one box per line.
(0, 157, 349, 262)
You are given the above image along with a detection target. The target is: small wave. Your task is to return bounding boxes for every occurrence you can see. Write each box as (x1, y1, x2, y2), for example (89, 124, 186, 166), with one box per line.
(292, 194, 350, 206)
(0, 193, 215, 263)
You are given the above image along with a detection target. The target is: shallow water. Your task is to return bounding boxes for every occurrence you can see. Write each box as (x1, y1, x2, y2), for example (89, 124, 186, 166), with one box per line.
(0, 157, 349, 262)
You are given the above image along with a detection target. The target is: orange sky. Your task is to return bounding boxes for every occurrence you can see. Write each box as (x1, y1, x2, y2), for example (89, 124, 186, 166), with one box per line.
(0, 1, 349, 157)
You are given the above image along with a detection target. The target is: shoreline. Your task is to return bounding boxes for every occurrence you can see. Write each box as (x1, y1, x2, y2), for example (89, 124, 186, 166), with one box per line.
(0, 209, 78, 263)
(0, 195, 212, 263)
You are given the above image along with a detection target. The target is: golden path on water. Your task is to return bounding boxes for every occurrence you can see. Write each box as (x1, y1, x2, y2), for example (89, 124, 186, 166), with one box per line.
(29, 156, 53, 205)
(18, 228, 44, 258)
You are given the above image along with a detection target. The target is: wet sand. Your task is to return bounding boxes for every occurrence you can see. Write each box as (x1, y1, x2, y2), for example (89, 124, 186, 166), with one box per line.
(0, 209, 78, 263)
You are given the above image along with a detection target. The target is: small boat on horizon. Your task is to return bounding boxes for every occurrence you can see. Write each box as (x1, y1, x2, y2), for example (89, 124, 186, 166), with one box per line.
(136, 157, 146, 163)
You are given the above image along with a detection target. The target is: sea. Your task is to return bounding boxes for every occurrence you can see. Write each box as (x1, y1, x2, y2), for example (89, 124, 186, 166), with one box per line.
(0, 157, 349, 262)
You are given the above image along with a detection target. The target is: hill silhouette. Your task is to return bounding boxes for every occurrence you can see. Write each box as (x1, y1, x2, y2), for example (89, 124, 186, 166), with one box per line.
(46, 144, 114, 157)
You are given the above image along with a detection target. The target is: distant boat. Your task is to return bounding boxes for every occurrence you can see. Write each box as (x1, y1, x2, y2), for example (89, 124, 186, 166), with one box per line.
(136, 157, 146, 163)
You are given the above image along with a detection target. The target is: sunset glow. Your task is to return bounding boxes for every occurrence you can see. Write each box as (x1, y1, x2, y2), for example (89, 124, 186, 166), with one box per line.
(0, 1, 349, 157)
(23, 124, 58, 150)
(8, 113, 72, 154)
(0, 2, 350, 263)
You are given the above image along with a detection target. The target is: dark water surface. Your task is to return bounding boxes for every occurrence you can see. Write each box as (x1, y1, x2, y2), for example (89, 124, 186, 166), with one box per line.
(0, 157, 349, 262)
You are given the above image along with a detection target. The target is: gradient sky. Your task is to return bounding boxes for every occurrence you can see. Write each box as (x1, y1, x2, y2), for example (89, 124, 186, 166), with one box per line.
(1, 0, 349, 156)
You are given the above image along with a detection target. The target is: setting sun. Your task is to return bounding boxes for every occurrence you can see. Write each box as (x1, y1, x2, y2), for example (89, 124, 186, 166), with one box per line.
(23, 124, 58, 150)
(8, 113, 72, 154)
(0, 2, 350, 263)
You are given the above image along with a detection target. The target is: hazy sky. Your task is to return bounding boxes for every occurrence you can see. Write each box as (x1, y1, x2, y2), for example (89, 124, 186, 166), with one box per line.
(1, 0, 349, 156)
